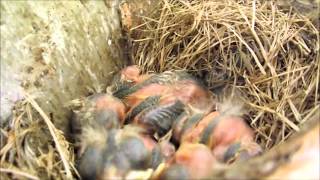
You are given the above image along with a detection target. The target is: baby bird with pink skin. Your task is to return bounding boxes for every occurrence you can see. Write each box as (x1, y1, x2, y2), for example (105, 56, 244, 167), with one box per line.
(156, 143, 217, 180)
(113, 69, 215, 113)
(201, 99, 262, 163)
(172, 97, 262, 163)
(77, 125, 176, 180)
(69, 93, 126, 147)
(116, 70, 215, 139)
(71, 66, 264, 180)
(119, 65, 152, 84)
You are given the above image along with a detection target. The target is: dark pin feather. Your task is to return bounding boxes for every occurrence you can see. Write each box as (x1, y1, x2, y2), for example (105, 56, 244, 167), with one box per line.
(125, 95, 161, 124)
(223, 142, 241, 163)
(113, 71, 201, 99)
(180, 113, 204, 136)
(139, 100, 185, 137)
(199, 115, 221, 145)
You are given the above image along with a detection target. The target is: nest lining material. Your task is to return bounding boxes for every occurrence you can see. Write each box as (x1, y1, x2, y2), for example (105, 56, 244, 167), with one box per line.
(0, 0, 319, 179)
(0, 95, 77, 180)
(129, 0, 319, 149)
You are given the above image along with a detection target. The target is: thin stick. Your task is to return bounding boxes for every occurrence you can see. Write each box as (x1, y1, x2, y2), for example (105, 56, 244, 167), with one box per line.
(248, 102, 300, 132)
(224, 23, 266, 75)
(254, 66, 309, 84)
(251, 0, 256, 30)
(0, 168, 40, 180)
(24, 93, 73, 179)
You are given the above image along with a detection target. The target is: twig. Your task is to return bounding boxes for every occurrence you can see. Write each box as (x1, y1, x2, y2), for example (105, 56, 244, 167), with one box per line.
(0, 168, 40, 180)
(24, 93, 73, 179)
(247, 102, 300, 132)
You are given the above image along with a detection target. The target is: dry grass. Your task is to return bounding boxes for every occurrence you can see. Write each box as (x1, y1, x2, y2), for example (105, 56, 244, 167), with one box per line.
(129, 0, 319, 149)
(0, 95, 77, 180)
(0, 0, 319, 179)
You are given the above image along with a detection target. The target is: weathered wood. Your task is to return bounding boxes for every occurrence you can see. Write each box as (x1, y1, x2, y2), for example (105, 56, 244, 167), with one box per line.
(0, 0, 126, 132)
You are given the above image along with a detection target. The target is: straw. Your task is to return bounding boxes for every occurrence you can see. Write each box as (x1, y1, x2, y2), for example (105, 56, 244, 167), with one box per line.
(129, 0, 319, 149)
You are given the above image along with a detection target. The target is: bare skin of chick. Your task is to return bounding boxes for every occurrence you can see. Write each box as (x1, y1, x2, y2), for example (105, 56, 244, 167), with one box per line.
(119, 65, 152, 84)
(172, 112, 204, 144)
(172, 143, 217, 179)
(161, 79, 215, 114)
(70, 93, 126, 133)
(115, 70, 215, 116)
(196, 112, 262, 163)
(219, 140, 262, 164)
(180, 111, 219, 144)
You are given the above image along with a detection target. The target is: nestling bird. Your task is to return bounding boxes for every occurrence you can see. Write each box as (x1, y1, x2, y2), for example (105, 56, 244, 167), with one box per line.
(99, 125, 179, 179)
(132, 100, 185, 137)
(199, 100, 262, 163)
(120, 70, 215, 137)
(158, 140, 176, 162)
(73, 66, 265, 180)
(113, 70, 215, 114)
(172, 97, 261, 163)
(78, 125, 159, 180)
(219, 140, 262, 164)
(150, 140, 176, 169)
(76, 127, 109, 180)
(171, 111, 204, 144)
(110, 65, 152, 96)
(156, 164, 190, 180)
(162, 143, 217, 180)
(160, 77, 215, 113)
(68, 93, 126, 156)
(178, 111, 219, 144)
(118, 65, 152, 84)
(112, 69, 172, 100)
(125, 95, 161, 124)
(69, 93, 126, 131)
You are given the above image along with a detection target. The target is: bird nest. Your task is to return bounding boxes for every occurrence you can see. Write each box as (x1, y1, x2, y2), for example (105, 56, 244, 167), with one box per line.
(0, 0, 319, 179)
(128, 0, 319, 150)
